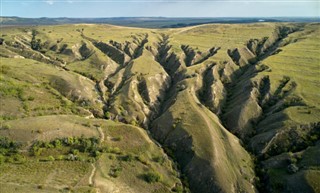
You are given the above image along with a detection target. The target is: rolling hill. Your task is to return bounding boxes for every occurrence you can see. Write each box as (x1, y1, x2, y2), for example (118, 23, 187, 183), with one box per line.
(0, 22, 319, 193)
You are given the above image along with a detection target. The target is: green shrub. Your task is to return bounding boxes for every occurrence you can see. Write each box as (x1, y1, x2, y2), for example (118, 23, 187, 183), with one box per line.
(0, 137, 21, 155)
(82, 121, 92, 127)
(109, 165, 122, 178)
(289, 157, 297, 164)
(71, 149, 79, 155)
(53, 139, 62, 148)
(6, 154, 27, 163)
(172, 124, 177, 129)
(104, 112, 111, 119)
(137, 155, 149, 165)
(110, 147, 121, 154)
(1, 124, 11, 130)
(87, 157, 96, 163)
(287, 164, 299, 174)
(172, 183, 184, 193)
(123, 153, 135, 162)
(113, 136, 123, 141)
(31, 147, 43, 157)
(43, 142, 54, 149)
(27, 96, 35, 101)
(67, 154, 77, 161)
(92, 150, 101, 158)
(152, 156, 165, 164)
(108, 154, 116, 160)
(143, 171, 162, 183)
(56, 155, 65, 161)
(48, 156, 55, 161)
(130, 120, 138, 126)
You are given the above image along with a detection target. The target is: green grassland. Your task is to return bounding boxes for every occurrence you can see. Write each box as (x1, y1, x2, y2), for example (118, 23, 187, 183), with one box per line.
(0, 22, 319, 193)
(0, 115, 182, 193)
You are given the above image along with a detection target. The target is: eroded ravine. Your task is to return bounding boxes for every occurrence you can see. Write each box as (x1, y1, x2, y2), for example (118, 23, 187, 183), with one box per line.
(145, 25, 309, 193)
(145, 34, 257, 192)
(2, 23, 319, 193)
(216, 25, 311, 192)
(220, 25, 302, 140)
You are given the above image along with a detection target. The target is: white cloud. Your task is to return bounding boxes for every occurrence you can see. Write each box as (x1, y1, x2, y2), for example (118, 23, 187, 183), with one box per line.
(44, 0, 73, 5)
(45, 1, 54, 5)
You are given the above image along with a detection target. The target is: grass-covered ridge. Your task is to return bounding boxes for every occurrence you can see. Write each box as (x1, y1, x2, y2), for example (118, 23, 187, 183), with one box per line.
(0, 22, 319, 193)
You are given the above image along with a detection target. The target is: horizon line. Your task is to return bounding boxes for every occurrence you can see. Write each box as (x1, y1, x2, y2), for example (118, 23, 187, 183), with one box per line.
(2, 16, 320, 18)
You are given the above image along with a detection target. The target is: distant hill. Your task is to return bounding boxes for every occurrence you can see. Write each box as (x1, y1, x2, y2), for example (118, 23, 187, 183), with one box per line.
(1, 16, 319, 28)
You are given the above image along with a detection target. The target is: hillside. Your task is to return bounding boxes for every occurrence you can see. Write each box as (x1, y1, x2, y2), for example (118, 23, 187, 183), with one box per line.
(0, 23, 319, 193)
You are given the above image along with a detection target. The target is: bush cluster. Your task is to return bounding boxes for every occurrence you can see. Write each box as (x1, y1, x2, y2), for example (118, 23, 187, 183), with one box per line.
(0, 137, 23, 164)
(143, 171, 162, 183)
(30, 136, 101, 158)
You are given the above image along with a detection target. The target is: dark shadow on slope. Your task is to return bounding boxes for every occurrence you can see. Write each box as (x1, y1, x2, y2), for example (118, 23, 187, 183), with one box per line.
(181, 45, 220, 67)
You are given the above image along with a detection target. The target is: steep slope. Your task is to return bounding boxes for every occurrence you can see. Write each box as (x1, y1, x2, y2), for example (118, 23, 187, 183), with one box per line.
(151, 79, 256, 193)
(146, 34, 256, 193)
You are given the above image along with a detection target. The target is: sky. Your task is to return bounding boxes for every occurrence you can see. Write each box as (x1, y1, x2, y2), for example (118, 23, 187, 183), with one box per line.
(1, 0, 319, 18)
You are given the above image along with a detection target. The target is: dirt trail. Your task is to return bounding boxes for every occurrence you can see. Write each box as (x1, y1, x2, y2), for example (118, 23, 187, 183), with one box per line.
(97, 127, 105, 142)
(88, 163, 96, 186)
(174, 24, 206, 35)
(88, 126, 105, 192)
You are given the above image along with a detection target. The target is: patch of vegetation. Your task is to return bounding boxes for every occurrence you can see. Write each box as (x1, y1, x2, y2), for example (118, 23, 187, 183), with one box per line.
(143, 171, 162, 183)
(0, 137, 23, 164)
(30, 136, 102, 160)
(267, 122, 320, 157)
(122, 153, 135, 162)
(152, 155, 165, 164)
(109, 164, 123, 178)
(0, 137, 21, 155)
(31, 30, 42, 51)
(0, 78, 25, 99)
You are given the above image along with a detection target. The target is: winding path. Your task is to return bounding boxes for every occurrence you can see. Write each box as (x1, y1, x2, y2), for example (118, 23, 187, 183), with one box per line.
(97, 127, 105, 143)
(88, 163, 96, 186)
(88, 126, 105, 192)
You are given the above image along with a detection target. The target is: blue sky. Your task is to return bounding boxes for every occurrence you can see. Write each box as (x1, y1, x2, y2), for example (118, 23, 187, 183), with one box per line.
(1, 0, 319, 17)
